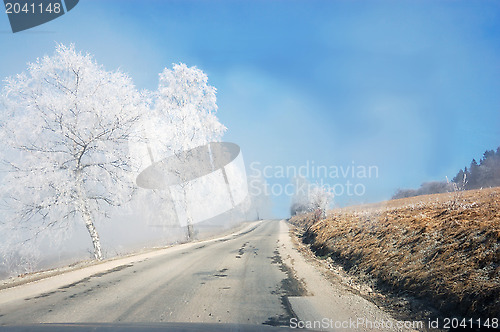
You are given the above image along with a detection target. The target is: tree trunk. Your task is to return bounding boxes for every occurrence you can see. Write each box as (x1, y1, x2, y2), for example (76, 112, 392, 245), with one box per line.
(186, 221, 194, 240)
(82, 206, 103, 260)
(182, 187, 194, 241)
(75, 177, 103, 260)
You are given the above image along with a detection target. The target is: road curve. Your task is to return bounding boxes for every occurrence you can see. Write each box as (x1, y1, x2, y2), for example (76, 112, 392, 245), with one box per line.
(0, 220, 296, 327)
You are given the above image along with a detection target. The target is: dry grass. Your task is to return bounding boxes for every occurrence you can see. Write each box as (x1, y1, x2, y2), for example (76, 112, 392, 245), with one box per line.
(289, 187, 500, 319)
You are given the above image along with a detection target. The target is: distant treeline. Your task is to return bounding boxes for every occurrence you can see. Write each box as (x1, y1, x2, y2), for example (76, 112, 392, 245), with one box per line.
(393, 146, 500, 199)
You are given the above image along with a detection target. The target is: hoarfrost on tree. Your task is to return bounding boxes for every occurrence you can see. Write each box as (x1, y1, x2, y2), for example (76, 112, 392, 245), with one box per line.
(136, 63, 227, 239)
(290, 177, 333, 217)
(0, 44, 145, 260)
(140, 62, 226, 159)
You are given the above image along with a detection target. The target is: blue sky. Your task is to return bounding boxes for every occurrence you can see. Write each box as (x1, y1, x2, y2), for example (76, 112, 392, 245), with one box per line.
(1, 0, 499, 216)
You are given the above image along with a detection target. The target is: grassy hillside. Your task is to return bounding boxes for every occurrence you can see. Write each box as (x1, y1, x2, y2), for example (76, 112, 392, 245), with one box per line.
(289, 187, 500, 320)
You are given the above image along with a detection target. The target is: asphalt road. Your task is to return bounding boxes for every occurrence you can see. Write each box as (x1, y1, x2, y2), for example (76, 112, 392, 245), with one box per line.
(0, 220, 297, 327)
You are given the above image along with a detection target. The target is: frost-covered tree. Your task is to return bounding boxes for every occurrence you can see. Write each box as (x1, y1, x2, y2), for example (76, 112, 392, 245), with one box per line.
(290, 177, 333, 218)
(0, 44, 145, 260)
(142, 63, 226, 239)
(308, 186, 333, 218)
(146, 63, 226, 156)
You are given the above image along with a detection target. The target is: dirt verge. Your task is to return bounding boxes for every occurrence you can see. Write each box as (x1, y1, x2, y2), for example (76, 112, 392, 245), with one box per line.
(289, 188, 500, 327)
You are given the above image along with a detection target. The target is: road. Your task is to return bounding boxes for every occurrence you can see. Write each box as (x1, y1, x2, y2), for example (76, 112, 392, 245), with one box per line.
(0, 220, 298, 326)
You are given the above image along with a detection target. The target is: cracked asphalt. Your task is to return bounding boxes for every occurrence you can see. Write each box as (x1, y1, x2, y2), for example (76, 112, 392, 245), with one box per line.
(0, 220, 300, 327)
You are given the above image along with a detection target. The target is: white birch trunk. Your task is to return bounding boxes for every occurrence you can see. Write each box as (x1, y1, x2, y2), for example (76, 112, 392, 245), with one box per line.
(81, 202, 103, 260)
(75, 175, 103, 260)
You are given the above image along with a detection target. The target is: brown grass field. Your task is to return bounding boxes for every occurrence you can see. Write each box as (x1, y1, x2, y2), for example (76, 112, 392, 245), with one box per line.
(289, 187, 500, 320)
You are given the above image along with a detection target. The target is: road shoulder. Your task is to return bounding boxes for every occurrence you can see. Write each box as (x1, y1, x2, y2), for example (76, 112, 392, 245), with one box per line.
(277, 220, 417, 332)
